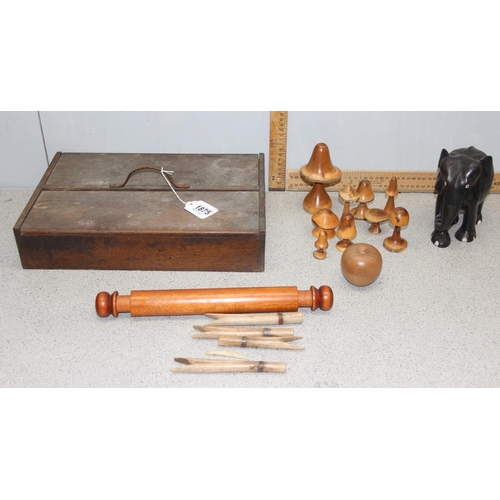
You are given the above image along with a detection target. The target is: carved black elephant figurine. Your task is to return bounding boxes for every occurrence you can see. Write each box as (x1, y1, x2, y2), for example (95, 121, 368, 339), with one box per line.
(431, 146, 494, 248)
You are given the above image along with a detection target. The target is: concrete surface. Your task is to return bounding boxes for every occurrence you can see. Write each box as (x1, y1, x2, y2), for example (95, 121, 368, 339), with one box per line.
(1, 188, 499, 387)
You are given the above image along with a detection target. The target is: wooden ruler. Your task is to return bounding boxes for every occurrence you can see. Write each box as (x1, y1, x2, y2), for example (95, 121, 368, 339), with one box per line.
(268, 111, 500, 193)
(286, 169, 437, 192)
(268, 111, 288, 191)
(286, 169, 500, 193)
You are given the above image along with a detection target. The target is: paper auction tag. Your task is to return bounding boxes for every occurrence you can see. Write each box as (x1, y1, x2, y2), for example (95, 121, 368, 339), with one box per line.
(184, 200, 218, 219)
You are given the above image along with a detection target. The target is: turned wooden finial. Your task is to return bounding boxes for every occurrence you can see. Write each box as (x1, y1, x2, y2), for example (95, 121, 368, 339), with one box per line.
(351, 180, 374, 220)
(300, 143, 342, 214)
(336, 212, 356, 252)
(339, 184, 360, 215)
(364, 208, 389, 234)
(383, 177, 399, 215)
(383, 207, 410, 252)
(313, 230, 328, 259)
(311, 209, 340, 239)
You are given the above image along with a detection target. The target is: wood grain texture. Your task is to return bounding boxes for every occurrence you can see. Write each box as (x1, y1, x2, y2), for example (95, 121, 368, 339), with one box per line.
(45, 153, 260, 191)
(268, 111, 288, 191)
(21, 191, 261, 232)
(203, 311, 303, 325)
(95, 285, 334, 317)
(172, 358, 286, 373)
(14, 152, 266, 271)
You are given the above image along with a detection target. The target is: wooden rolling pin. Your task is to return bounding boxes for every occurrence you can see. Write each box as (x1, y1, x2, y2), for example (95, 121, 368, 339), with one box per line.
(95, 285, 333, 317)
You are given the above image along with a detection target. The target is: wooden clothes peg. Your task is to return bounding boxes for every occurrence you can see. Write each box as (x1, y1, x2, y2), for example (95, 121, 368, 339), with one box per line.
(172, 358, 287, 373)
(192, 326, 296, 339)
(202, 311, 304, 326)
(218, 336, 304, 350)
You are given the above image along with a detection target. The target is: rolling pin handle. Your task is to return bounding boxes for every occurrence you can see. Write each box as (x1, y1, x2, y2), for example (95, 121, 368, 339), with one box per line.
(309, 285, 334, 311)
(96, 291, 118, 317)
(297, 285, 334, 311)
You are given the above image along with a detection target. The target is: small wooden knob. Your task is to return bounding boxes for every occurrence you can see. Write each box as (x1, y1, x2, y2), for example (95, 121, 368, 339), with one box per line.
(95, 291, 118, 317)
(297, 285, 334, 310)
(313, 285, 334, 311)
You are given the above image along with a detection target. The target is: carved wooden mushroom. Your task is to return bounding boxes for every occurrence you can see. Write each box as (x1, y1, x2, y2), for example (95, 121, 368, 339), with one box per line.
(336, 212, 356, 252)
(313, 230, 328, 260)
(383, 207, 410, 252)
(364, 208, 389, 234)
(300, 143, 342, 214)
(383, 177, 399, 215)
(312, 209, 340, 239)
(351, 180, 374, 220)
(339, 184, 360, 215)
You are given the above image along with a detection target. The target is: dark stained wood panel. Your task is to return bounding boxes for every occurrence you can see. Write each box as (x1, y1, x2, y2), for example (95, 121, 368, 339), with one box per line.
(45, 153, 260, 191)
(14, 152, 265, 271)
(21, 191, 260, 233)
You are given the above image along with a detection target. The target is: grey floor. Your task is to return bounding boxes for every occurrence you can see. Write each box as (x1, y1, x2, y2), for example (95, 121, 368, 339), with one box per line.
(1, 188, 499, 387)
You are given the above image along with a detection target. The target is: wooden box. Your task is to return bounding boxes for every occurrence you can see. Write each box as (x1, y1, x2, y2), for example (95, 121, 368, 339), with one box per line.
(14, 152, 266, 272)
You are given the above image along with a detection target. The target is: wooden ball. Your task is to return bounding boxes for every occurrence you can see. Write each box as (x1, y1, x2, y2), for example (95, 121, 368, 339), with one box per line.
(340, 243, 383, 287)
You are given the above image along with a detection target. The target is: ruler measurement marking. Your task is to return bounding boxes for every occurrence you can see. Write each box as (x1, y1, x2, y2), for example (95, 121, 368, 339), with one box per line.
(268, 113, 500, 193)
(269, 111, 288, 191)
(286, 169, 500, 193)
(286, 169, 437, 192)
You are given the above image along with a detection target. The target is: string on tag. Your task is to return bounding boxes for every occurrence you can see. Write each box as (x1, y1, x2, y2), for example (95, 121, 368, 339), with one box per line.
(160, 168, 218, 219)
(160, 168, 186, 204)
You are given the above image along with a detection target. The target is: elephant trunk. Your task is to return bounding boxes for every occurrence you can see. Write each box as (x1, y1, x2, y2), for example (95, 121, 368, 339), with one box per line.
(435, 204, 460, 231)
